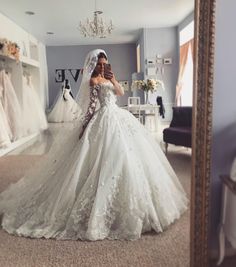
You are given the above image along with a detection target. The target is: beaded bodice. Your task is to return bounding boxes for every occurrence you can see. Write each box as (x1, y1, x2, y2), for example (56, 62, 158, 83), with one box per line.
(97, 81, 117, 107)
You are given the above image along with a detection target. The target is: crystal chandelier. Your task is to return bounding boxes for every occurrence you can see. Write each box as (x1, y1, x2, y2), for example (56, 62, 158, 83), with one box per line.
(79, 0, 114, 38)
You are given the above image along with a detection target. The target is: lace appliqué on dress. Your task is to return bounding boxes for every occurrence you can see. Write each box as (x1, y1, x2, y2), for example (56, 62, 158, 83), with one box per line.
(82, 85, 99, 130)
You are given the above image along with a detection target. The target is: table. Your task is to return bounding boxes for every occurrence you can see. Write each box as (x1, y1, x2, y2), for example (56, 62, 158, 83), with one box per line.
(217, 175, 236, 265)
(121, 104, 160, 131)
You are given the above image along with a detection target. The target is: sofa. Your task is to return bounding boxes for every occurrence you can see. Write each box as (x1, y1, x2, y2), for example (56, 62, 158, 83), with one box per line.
(163, 106, 192, 153)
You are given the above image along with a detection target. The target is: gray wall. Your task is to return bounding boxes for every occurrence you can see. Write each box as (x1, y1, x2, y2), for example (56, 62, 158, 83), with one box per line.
(143, 27, 179, 121)
(46, 44, 136, 108)
(210, 0, 236, 249)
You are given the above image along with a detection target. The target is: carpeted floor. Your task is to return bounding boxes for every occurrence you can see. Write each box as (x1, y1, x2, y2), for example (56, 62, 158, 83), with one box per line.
(0, 125, 191, 267)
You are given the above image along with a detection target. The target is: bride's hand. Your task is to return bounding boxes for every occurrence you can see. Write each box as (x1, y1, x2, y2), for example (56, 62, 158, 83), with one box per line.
(104, 70, 114, 80)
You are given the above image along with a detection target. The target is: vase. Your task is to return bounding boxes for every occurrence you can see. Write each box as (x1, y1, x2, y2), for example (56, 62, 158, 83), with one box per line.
(144, 91, 150, 104)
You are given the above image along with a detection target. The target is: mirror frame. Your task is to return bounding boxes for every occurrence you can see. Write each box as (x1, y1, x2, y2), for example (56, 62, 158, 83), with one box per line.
(191, 0, 216, 266)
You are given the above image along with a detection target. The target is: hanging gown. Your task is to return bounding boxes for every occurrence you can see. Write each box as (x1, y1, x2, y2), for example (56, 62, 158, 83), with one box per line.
(47, 85, 80, 123)
(0, 75, 12, 147)
(0, 102, 12, 148)
(0, 70, 23, 141)
(22, 75, 48, 135)
(0, 81, 188, 241)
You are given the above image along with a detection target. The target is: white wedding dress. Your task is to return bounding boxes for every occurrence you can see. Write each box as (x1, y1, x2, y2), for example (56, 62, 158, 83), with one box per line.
(22, 75, 48, 135)
(0, 77, 12, 147)
(47, 85, 80, 123)
(0, 70, 23, 141)
(0, 81, 188, 241)
(0, 102, 12, 148)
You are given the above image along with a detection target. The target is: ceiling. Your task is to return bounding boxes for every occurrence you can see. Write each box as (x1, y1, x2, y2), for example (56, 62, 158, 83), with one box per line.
(0, 0, 194, 46)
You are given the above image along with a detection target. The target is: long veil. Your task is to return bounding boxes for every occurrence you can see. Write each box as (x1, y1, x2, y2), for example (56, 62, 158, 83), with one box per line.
(76, 49, 107, 122)
(0, 49, 107, 213)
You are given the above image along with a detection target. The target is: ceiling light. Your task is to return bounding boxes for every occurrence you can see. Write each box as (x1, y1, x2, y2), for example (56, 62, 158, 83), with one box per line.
(25, 11, 35, 15)
(78, 0, 114, 38)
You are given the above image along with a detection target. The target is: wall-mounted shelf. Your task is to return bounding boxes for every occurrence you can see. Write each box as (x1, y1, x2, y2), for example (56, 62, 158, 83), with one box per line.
(21, 56, 40, 68)
(0, 53, 40, 68)
(0, 52, 16, 62)
(0, 12, 48, 156)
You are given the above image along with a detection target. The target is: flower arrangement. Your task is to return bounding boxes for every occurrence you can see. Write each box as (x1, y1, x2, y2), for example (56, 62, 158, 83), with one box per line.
(0, 38, 20, 61)
(131, 79, 164, 93)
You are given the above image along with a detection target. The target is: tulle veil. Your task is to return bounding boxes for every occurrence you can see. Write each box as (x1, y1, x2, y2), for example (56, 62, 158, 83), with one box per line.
(0, 49, 108, 212)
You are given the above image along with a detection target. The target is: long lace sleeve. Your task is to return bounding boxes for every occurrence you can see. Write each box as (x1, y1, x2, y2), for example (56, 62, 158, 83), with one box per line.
(82, 84, 99, 130)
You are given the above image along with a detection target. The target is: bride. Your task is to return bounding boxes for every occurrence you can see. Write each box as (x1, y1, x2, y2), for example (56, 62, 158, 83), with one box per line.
(0, 49, 188, 241)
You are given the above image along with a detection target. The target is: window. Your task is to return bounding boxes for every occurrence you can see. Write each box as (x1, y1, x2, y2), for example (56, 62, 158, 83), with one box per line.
(177, 21, 194, 106)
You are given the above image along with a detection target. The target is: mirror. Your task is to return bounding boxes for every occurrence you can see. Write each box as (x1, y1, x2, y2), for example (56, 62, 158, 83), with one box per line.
(191, 0, 216, 266)
(0, 0, 216, 266)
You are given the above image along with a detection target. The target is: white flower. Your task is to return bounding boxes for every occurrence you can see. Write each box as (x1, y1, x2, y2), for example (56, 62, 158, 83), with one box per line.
(131, 79, 164, 92)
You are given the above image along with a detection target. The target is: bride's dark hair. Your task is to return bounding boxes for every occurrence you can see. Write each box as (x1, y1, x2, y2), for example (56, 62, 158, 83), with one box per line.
(97, 52, 107, 60)
(91, 52, 107, 77)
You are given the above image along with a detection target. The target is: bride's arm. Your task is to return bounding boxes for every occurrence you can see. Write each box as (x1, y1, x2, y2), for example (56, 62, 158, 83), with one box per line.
(79, 81, 99, 139)
(110, 77, 124, 96)
(105, 70, 124, 96)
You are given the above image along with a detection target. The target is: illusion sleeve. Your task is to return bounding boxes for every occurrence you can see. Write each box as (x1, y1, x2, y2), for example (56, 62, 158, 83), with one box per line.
(82, 84, 100, 130)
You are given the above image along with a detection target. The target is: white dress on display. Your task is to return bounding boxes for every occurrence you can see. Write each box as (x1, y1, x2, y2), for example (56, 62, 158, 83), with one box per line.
(0, 102, 12, 148)
(0, 49, 188, 241)
(48, 82, 80, 123)
(0, 75, 12, 147)
(0, 70, 23, 141)
(22, 75, 48, 135)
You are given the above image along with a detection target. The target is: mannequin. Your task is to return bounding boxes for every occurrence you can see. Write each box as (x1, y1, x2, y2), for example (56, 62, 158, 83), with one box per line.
(63, 79, 74, 100)
(47, 79, 80, 123)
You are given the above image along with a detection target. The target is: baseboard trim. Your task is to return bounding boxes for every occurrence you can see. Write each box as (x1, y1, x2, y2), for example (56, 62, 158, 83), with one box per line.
(0, 133, 38, 157)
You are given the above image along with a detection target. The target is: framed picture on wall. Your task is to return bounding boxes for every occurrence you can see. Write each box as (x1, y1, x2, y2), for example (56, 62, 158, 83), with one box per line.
(163, 58, 172, 64)
(146, 67, 156, 76)
(21, 41, 28, 57)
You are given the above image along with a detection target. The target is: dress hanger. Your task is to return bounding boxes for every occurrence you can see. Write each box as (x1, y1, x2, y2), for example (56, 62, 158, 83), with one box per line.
(22, 65, 31, 78)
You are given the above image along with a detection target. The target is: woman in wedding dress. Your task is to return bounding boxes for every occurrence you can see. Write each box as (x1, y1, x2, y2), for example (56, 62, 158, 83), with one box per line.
(48, 79, 80, 123)
(0, 49, 188, 241)
(22, 74, 48, 135)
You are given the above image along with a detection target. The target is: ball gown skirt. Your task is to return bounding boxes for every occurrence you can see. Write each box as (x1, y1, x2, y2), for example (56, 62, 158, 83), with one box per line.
(0, 70, 23, 140)
(0, 102, 12, 148)
(47, 88, 80, 123)
(0, 81, 188, 241)
(22, 76, 48, 135)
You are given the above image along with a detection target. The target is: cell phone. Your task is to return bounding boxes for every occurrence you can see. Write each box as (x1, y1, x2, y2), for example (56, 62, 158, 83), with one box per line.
(104, 63, 111, 72)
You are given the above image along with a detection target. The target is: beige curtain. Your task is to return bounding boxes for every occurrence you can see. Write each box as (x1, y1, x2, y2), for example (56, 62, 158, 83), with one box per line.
(175, 39, 193, 106)
(190, 39, 194, 63)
